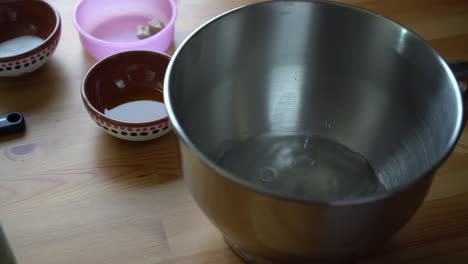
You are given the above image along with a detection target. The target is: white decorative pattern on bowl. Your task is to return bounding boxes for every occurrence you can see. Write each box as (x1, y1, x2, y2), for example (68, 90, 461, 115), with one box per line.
(88, 111, 172, 141)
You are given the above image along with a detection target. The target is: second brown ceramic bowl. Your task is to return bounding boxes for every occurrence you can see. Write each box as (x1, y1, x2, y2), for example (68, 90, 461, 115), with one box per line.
(82, 50, 172, 141)
(0, 0, 61, 77)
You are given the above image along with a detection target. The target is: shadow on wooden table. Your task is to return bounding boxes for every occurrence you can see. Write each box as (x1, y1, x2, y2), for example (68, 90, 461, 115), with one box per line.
(356, 191, 468, 264)
(0, 59, 66, 112)
(0, 131, 26, 143)
(91, 131, 182, 187)
(80, 49, 98, 71)
(165, 41, 177, 56)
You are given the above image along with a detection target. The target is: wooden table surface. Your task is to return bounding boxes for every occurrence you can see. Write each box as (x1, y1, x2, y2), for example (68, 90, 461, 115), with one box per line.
(1, 0, 468, 263)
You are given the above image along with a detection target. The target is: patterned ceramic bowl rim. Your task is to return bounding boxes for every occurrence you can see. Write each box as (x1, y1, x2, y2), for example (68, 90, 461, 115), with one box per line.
(0, 0, 61, 62)
(81, 50, 171, 128)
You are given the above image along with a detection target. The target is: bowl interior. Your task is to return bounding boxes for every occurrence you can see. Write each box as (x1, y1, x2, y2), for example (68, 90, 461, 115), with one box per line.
(0, 0, 57, 58)
(75, 0, 175, 44)
(83, 51, 170, 123)
(166, 1, 461, 202)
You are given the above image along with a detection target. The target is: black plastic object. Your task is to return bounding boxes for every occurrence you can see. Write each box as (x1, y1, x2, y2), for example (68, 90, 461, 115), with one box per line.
(0, 112, 26, 136)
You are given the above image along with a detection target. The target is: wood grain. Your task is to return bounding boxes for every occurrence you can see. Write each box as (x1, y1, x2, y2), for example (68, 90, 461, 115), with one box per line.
(1, 0, 467, 263)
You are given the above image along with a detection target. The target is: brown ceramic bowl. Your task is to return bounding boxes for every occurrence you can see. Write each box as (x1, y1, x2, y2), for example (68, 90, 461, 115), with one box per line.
(0, 0, 61, 77)
(82, 50, 172, 141)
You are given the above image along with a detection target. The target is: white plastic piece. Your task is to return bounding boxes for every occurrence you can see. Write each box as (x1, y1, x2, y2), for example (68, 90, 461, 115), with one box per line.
(136, 24, 152, 39)
(148, 18, 165, 35)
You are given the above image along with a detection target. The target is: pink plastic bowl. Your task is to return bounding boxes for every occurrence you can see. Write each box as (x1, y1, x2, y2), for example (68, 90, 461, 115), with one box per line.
(72, 0, 176, 60)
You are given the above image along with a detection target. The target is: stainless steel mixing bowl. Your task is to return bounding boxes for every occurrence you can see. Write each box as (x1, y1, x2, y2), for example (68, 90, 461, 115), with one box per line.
(164, 0, 467, 262)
